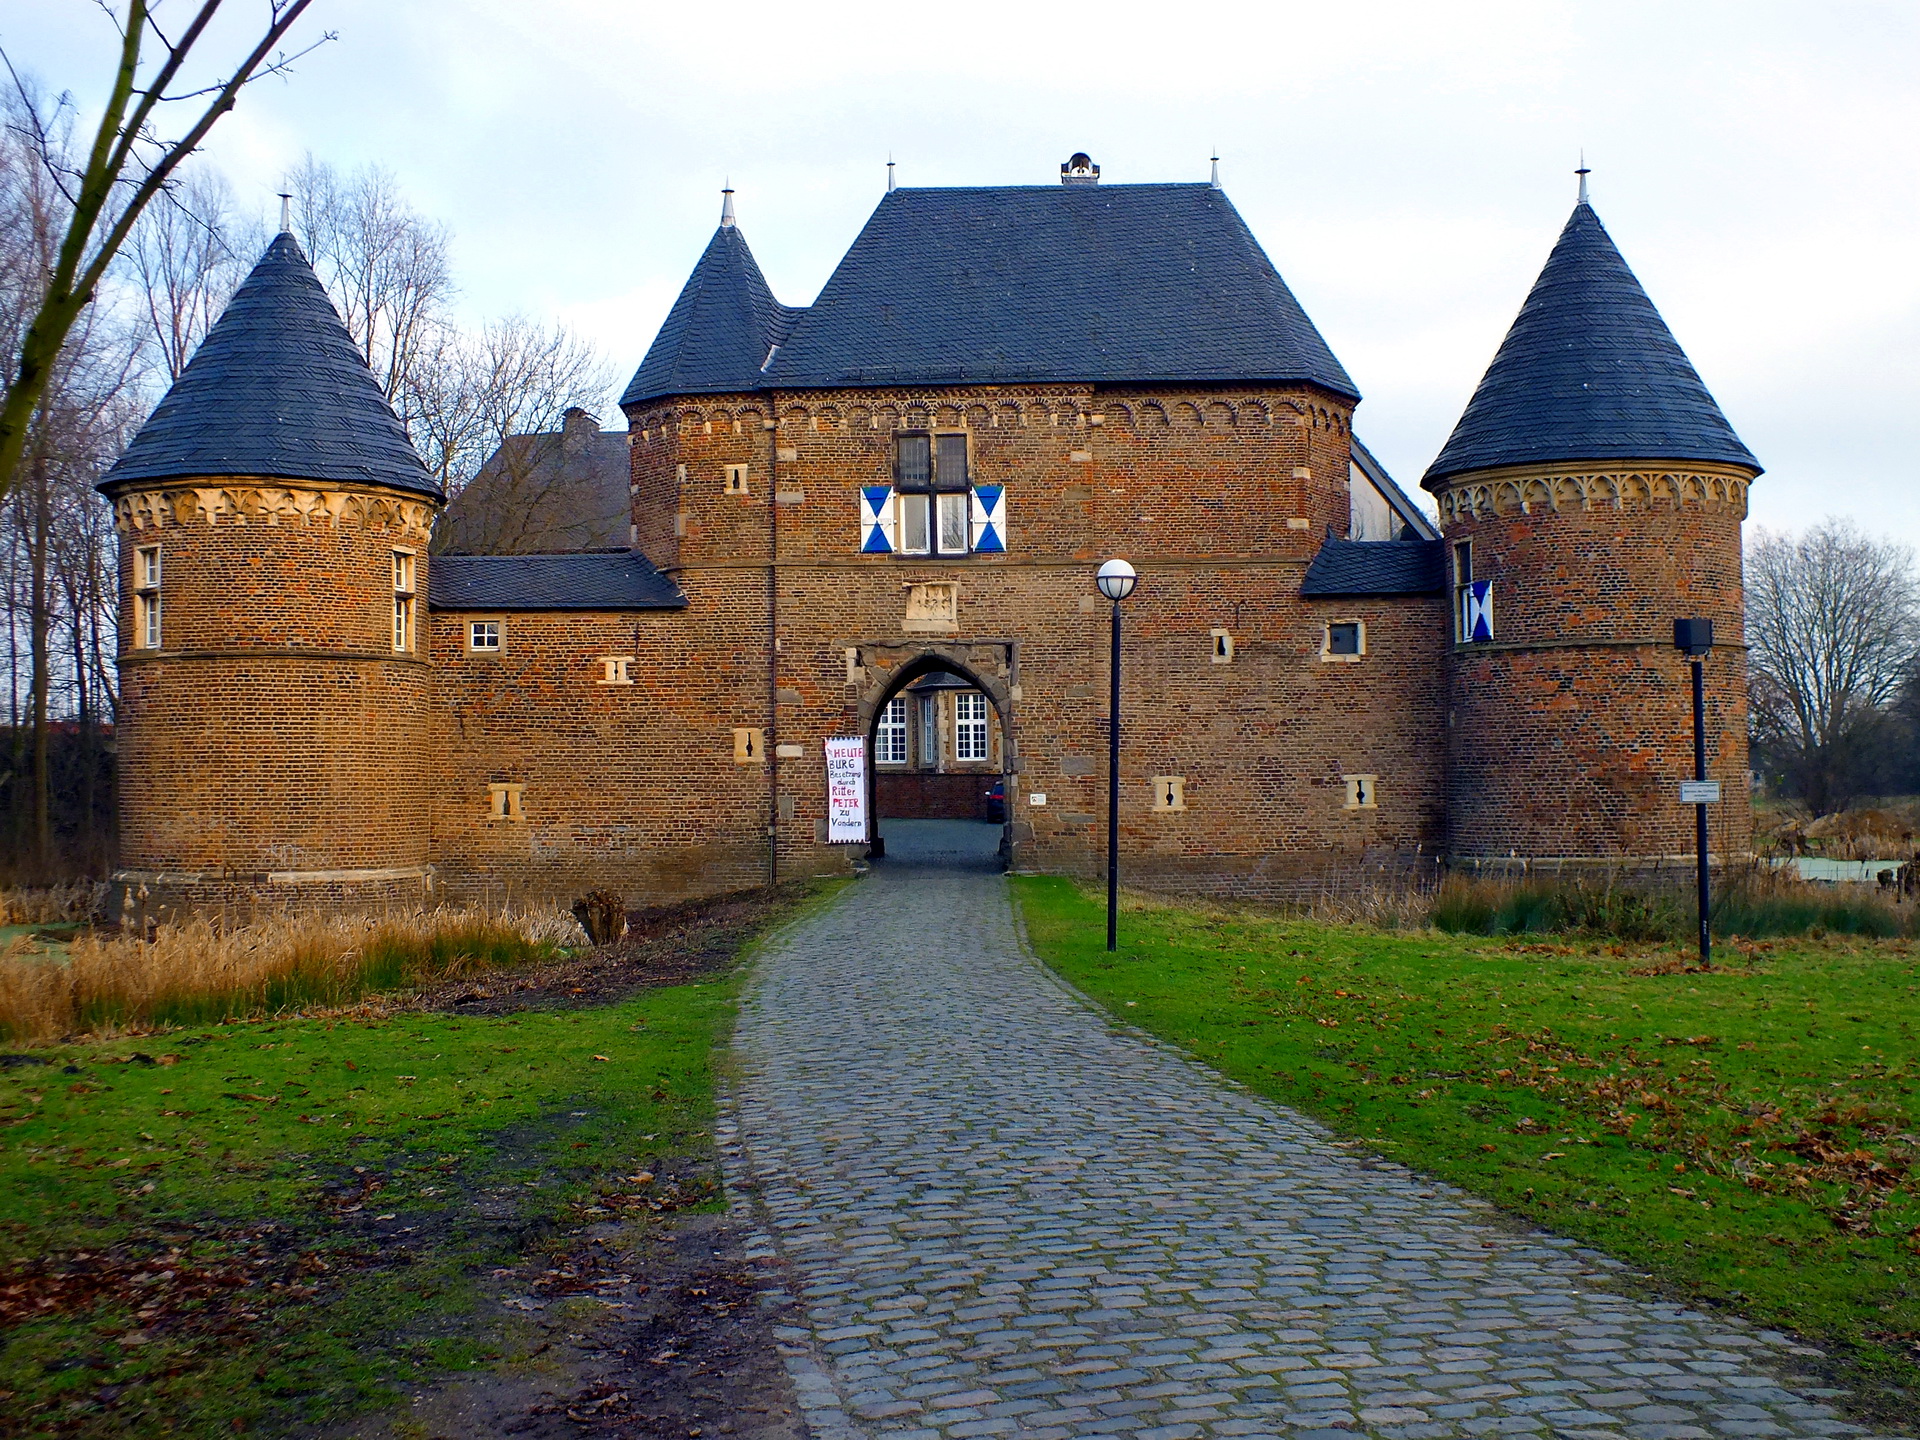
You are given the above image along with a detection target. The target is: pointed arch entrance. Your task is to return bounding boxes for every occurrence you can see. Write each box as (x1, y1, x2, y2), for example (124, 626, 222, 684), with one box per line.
(857, 646, 1015, 868)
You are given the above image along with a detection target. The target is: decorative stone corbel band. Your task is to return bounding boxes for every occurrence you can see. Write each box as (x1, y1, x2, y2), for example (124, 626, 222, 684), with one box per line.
(1436, 463, 1752, 525)
(112, 483, 435, 540)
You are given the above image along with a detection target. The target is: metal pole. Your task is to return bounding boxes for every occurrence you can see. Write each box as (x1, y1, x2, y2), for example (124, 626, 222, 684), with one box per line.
(1107, 598, 1121, 953)
(1692, 656, 1710, 969)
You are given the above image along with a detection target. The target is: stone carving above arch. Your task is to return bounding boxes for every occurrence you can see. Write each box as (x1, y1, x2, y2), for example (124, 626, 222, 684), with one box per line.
(113, 484, 436, 539)
(1437, 466, 1753, 524)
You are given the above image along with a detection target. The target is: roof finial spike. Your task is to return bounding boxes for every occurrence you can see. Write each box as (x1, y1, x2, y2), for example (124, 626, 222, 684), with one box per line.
(886, 155, 895, 193)
(1210, 151, 1221, 190)
(720, 181, 736, 229)
(1575, 151, 1590, 206)
(277, 191, 292, 235)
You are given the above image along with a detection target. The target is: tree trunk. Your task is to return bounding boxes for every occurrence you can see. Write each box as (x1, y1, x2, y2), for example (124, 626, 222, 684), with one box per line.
(29, 448, 51, 878)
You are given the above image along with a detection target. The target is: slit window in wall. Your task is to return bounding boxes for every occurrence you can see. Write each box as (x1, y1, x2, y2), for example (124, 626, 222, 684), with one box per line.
(467, 619, 504, 654)
(1322, 620, 1365, 661)
(724, 463, 750, 495)
(134, 545, 162, 650)
(1152, 776, 1186, 812)
(1210, 629, 1234, 663)
(488, 783, 525, 821)
(733, 727, 764, 764)
(392, 550, 417, 652)
(1343, 774, 1378, 810)
(599, 655, 635, 685)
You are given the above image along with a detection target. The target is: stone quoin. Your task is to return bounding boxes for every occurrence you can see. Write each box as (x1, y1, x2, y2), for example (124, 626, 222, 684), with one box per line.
(100, 158, 1759, 913)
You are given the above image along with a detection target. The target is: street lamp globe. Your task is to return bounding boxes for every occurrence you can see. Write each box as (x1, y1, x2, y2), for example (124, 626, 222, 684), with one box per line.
(1095, 558, 1137, 601)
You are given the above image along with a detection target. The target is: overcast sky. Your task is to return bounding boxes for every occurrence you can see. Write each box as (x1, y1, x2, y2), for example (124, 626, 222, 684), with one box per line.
(10, 1, 1918, 545)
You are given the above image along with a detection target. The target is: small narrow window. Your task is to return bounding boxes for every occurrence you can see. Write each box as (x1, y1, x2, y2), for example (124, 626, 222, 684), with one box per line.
(919, 695, 938, 767)
(936, 492, 969, 554)
(935, 433, 968, 489)
(1152, 776, 1187, 811)
(134, 545, 163, 650)
(1323, 620, 1365, 660)
(468, 620, 503, 653)
(954, 692, 989, 762)
(898, 493, 932, 555)
(875, 697, 908, 765)
(1210, 629, 1234, 664)
(724, 463, 750, 495)
(392, 550, 417, 653)
(1343, 774, 1379, 810)
(894, 432, 932, 488)
(733, 727, 764, 764)
(598, 655, 635, 685)
(1453, 539, 1474, 642)
(488, 783, 526, 820)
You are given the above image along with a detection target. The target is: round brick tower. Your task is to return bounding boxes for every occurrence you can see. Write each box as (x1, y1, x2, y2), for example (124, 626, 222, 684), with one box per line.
(1423, 192, 1760, 869)
(99, 229, 445, 914)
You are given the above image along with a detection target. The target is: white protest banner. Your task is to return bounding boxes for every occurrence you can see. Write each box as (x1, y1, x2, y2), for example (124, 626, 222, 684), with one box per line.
(825, 735, 867, 843)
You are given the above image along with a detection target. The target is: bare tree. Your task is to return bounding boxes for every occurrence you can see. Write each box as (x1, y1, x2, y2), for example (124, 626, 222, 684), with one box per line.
(0, 0, 327, 504)
(422, 316, 619, 554)
(1747, 519, 1920, 814)
(286, 155, 451, 401)
(125, 163, 256, 380)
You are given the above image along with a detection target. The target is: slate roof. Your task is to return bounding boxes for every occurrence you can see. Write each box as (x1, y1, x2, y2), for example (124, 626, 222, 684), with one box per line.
(438, 408, 630, 554)
(102, 233, 440, 498)
(622, 184, 1356, 404)
(620, 224, 804, 406)
(1422, 203, 1758, 489)
(427, 551, 686, 611)
(1300, 539, 1445, 597)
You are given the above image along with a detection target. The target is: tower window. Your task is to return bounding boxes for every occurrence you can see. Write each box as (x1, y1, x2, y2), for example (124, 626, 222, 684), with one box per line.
(1453, 540, 1474, 641)
(392, 550, 417, 653)
(725, 463, 750, 495)
(954, 692, 990, 762)
(134, 545, 162, 650)
(875, 696, 908, 765)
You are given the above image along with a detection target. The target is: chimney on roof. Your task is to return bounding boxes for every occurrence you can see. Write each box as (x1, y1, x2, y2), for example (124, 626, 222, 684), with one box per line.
(720, 184, 736, 228)
(1060, 152, 1100, 186)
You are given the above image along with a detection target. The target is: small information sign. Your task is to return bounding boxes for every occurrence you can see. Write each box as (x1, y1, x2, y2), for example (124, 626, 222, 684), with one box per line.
(1679, 780, 1722, 804)
(824, 736, 867, 843)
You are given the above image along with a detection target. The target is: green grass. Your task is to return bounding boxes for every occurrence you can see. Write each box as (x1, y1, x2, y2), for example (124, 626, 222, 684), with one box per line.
(0, 979, 733, 1434)
(1015, 876, 1920, 1410)
(1430, 876, 1918, 942)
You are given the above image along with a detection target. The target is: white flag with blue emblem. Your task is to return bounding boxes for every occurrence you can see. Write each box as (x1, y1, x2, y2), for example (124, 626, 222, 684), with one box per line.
(970, 485, 1005, 553)
(1464, 579, 1494, 642)
(860, 486, 895, 553)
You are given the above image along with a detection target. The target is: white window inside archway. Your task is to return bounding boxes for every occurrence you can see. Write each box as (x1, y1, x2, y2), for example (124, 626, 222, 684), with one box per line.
(954, 692, 989, 762)
(876, 696, 909, 765)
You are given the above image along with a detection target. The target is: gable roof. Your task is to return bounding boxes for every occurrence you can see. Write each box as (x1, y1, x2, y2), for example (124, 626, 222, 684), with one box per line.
(1300, 539, 1445, 597)
(621, 183, 1358, 404)
(428, 551, 685, 611)
(1422, 202, 1758, 489)
(620, 224, 804, 407)
(102, 232, 440, 499)
(1352, 438, 1439, 541)
(438, 409, 630, 554)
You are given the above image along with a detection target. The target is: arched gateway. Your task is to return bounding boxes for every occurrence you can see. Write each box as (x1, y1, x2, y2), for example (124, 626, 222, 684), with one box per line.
(857, 646, 1015, 865)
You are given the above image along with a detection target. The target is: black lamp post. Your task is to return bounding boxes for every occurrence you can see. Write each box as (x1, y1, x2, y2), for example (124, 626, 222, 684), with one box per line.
(1674, 618, 1715, 969)
(1097, 559, 1137, 952)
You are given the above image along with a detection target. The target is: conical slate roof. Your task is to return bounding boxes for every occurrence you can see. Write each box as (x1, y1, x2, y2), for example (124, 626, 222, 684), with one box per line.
(102, 232, 440, 498)
(1422, 203, 1758, 489)
(620, 224, 804, 407)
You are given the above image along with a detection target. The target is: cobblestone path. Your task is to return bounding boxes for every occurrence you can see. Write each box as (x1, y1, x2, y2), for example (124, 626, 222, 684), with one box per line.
(719, 867, 1911, 1440)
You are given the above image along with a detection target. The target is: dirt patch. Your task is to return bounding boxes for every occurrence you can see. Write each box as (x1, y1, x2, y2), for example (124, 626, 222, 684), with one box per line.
(406, 885, 816, 1019)
(331, 1213, 807, 1440)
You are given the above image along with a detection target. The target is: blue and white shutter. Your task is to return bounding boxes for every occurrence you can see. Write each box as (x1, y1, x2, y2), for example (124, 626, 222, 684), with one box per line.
(969, 485, 1005, 553)
(860, 486, 896, 553)
(1464, 580, 1494, 641)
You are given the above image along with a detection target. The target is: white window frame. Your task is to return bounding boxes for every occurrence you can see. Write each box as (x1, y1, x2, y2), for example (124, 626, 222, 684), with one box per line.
(134, 545, 162, 650)
(467, 618, 504, 654)
(918, 694, 938, 768)
(897, 493, 932, 555)
(392, 550, 417, 653)
(936, 492, 970, 555)
(875, 696, 909, 765)
(954, 691, 989, 762)
(137, 545, 162, 590)
(1453, 539, 1474, 643)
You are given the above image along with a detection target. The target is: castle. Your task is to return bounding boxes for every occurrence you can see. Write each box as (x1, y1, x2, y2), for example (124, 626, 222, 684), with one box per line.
(100, 157, 1759, 913)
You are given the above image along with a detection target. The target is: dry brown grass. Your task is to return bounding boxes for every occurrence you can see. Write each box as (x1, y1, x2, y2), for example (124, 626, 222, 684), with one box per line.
(0, 905, 585, 1046)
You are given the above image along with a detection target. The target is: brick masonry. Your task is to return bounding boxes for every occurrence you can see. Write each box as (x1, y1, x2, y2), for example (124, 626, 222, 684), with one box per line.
(110, 394, 1757, 912)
